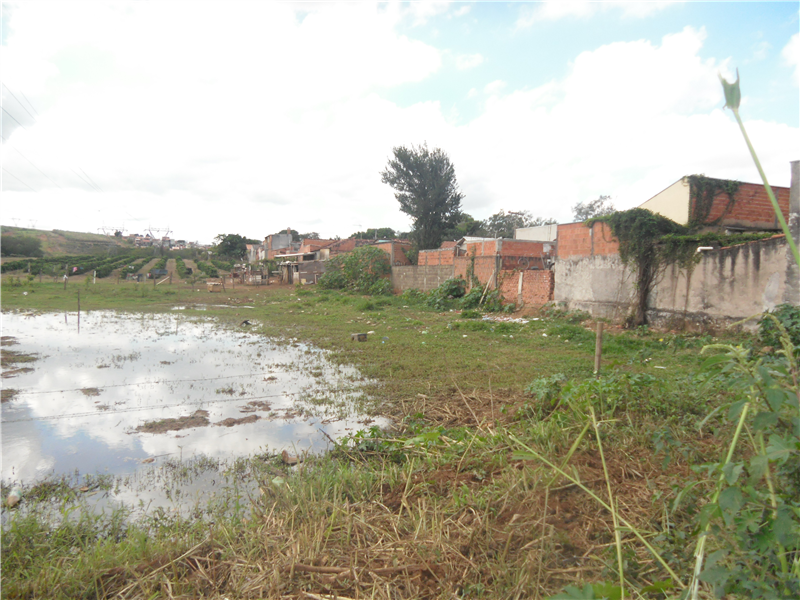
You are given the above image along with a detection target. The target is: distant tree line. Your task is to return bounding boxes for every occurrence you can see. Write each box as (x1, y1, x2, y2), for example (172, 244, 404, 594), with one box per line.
(1, 234, 44, 257)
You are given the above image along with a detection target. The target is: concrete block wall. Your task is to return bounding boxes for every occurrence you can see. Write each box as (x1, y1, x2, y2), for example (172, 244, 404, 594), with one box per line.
(392, 265, 454, 292)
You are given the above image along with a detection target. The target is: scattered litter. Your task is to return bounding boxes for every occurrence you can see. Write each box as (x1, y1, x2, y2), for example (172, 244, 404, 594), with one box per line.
(350, 333, 367, 342)
(367, 330, 375, 334)
(462, 335, 468, 338)
(654, 366, 667, 369)
(6, 487, 22, 508)
(281, 449, 299, 465)
(542, 333, 548, 337)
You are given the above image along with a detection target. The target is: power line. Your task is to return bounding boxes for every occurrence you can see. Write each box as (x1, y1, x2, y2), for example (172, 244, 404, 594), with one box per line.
(19, 90, 39, 117)
(1, 106, 26, 130)
(2, 167, 37, 191)
(2, 83, 36, 121)
(13, 148, 61, 189)
(79, 167, 103, 192)
(71, 167, 100, 191)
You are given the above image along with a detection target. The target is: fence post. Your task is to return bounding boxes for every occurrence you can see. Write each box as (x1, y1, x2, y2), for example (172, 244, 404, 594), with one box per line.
(594, 322, 604, 377)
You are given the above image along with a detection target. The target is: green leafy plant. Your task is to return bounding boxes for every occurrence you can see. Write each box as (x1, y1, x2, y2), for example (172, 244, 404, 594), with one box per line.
(318, 246, 391, 295)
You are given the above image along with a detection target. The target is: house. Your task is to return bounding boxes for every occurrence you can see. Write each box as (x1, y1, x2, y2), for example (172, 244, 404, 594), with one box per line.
(638, 175, 791, 231)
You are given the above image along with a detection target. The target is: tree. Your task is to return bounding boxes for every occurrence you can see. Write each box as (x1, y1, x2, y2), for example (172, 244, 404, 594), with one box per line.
(442, 213, 485, 241)
(572, 195, 616, 222)
(349, 227, 397, 240)
(213, 233, 260, 259)
(1, 234, 44, 257)
(381, 143, 464, 250)
(480, 210, 556, 239)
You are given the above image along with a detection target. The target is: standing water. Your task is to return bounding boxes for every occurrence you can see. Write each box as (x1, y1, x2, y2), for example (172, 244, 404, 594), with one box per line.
(1, 310, 384, 486)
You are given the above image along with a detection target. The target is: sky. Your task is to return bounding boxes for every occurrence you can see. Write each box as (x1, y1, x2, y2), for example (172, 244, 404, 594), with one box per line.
(1, 1, 798, 245)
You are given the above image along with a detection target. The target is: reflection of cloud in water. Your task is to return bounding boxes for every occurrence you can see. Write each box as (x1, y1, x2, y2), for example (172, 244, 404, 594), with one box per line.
(2, 311, 385, 484)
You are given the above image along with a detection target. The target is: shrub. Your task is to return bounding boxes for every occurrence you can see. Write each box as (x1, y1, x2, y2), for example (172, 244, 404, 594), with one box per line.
(318, 246, 391, 295)
(759, 304, 800, 353)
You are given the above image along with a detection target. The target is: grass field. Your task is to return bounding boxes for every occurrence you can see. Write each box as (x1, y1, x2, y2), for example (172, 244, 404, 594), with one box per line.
(2, 277, 798, 599)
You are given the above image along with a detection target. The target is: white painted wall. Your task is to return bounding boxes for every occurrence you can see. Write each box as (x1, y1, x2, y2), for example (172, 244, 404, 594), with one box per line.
(639, 178, 691, 225)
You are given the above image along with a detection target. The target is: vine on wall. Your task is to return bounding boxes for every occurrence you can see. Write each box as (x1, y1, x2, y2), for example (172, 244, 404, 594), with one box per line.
(593, 204, 774, 327)
(688, 174, 741, 228)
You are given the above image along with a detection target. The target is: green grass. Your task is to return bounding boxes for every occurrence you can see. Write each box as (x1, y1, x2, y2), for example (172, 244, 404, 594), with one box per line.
(3, 276, 786, 599)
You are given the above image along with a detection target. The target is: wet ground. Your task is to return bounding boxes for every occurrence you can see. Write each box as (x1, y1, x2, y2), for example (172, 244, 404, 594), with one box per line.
(1, 310, 386, 486)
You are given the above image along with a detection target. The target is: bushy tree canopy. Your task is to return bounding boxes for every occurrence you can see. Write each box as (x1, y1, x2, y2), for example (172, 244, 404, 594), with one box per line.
(213, 234, 260, 259)
(381, 143, 464, 250)
(572, 195, 616, 222)
(350, 227, 397, 240)
(480, 210, 557, 239)
(1, 234, 44, 257)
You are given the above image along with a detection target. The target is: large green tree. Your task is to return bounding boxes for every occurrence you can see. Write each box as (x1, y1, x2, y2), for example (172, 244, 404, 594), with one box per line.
(213, 233, 260, 259)
(380, 143, 464, 250)
(1, 234, 44, 257)
(480, 210, 556, 239)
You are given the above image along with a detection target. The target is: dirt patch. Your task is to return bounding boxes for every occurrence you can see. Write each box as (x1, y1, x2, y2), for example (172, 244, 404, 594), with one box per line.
(239, 400, 272, 413)
(0, 335, 39, 377)
(395, 388, 537, 428)
(216, 415, 260, 427)
(1, 388, 19, 403)
(1, 336, 19, 347)
(136, 410, 210, 433)
(81, 387, 101, 397)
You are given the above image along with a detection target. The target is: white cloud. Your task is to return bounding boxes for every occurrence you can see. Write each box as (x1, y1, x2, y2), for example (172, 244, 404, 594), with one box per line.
(456, 53, 485, 70)
(0, 6, 795, 241)
(516, 1, 676, 29)
(783, 32, 800, 85)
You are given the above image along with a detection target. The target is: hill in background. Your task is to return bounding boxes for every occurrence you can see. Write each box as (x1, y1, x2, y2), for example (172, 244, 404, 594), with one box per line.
(1, 226, 133, 258)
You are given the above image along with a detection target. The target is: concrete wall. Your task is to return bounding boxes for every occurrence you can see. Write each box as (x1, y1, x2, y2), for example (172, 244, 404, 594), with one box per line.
(392, 265, 454, 292)
(555, 235, 799, 328)
(554, 253, 635, 320)
(649, 235, 797, 328)
(515, 224, 558, 241)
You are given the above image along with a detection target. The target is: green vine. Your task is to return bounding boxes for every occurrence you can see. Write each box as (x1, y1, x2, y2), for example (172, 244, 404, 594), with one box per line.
(593, 207, 776, 327)
(465, 248, 480, 290)
(688, 174, 741, 228)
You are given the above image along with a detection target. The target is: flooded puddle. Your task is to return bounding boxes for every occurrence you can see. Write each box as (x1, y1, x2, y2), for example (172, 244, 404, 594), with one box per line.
(1, 310, 385, 488)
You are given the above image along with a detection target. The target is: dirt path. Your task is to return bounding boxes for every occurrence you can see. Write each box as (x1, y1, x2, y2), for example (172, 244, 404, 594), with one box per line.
(183, 259, 199, 276)
(137, 257, 159, 274)
(166, 258, 177, 278)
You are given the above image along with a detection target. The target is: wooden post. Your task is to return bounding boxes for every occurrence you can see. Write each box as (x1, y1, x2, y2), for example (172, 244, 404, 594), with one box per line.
(594, 322, 604, 376)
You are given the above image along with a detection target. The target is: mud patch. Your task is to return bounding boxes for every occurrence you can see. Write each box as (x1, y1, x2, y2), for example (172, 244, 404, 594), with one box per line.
(239, 400, 272, 413)
(1, 349, 39, 368)
(81, 387, 101, 397)
(136, 410, 210, 433)
(1, 336, 19, 347)
(216, 415, 260, 427)
(1, 388, 19, 403)
(2, 367, 34, 379)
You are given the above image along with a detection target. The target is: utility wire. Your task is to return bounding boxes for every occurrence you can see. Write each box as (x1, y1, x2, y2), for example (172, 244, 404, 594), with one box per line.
(71, 167, 100, 191)
(79, 167, 103, 192)
(1, 106, 26, 130)
(2, 167, 37, 191)
(2, 83, 36, 121)
(19, 90, 39, 117)
(13, 148, 62, 188)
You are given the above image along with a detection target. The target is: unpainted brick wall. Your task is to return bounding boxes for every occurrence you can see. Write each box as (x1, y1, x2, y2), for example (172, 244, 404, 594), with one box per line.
(418, 248, 455, 266)
(699, 181, 790, 229)
(498, 269, 555, 306)
(556, 222, 618, 259)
